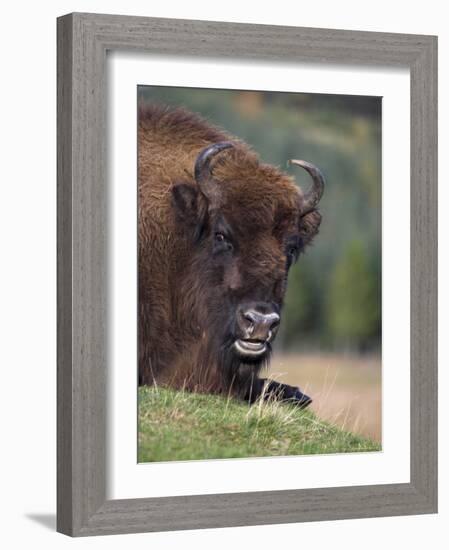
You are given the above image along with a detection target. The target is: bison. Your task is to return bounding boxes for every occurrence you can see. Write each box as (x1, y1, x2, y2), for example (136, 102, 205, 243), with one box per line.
(138, 104, 324, 408)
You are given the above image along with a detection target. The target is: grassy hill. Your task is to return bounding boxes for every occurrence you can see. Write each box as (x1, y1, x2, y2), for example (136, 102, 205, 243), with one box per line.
(138, 387, 380, 463)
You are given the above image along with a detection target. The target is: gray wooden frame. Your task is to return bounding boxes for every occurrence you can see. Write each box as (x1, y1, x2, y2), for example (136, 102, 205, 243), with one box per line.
(57, 12, 438, 537)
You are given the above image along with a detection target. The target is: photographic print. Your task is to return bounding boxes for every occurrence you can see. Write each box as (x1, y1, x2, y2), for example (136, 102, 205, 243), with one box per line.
(56, 15, 437, 534)
(137, 86, 382, 462)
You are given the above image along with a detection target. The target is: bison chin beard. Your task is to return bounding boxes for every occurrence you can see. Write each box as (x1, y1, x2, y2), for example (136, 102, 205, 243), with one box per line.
(219, 337, 272, 400)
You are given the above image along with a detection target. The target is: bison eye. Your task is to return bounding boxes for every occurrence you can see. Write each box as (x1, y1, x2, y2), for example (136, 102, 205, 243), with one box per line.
(286, 242, 301, 267)
(213, 231, 233, 254)
(285, 236, 304, 266)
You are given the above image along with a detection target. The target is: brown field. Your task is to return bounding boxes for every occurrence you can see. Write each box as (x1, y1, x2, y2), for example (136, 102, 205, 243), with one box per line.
(266, 353, 382, 443)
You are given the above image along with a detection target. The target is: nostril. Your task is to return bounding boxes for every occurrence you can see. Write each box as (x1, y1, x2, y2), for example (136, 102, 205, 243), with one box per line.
(243, 310, 258, 325)
(269, 314, 280, 330)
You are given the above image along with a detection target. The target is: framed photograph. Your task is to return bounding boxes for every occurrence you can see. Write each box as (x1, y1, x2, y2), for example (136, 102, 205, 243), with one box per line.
(57, 13, 437, 536)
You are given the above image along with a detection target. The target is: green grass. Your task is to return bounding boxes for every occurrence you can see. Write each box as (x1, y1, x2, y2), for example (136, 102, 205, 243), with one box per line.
(138, 387, 380, 462)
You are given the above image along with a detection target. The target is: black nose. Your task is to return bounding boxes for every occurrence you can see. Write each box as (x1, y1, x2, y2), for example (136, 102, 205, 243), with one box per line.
(238, 307, 280, 342)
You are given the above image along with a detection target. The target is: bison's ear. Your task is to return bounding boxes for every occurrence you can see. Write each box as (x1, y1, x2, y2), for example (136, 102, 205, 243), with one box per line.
(171, 183, 207, 239)
(299, 209, 322, 247)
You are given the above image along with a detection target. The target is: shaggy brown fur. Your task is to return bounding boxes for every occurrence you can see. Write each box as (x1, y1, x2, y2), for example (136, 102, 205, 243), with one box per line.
(138, 104, 322, 405)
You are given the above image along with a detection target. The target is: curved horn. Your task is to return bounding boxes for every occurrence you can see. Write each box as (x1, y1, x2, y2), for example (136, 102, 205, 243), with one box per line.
(288, 159, 325, 214)
(194, 141, 235, 201)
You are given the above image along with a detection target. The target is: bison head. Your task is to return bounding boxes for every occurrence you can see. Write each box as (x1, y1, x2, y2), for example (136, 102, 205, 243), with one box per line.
(171, 141, 324, 391)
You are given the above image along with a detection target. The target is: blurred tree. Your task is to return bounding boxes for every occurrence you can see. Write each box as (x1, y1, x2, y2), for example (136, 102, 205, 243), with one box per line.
(280, 263, 318, 348)
(327, 239, 381, 351)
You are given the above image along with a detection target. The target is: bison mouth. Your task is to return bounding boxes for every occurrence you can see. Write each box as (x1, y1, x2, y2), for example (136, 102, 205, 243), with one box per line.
(230, 303, 279, 361)
(234, 338, 269, 358)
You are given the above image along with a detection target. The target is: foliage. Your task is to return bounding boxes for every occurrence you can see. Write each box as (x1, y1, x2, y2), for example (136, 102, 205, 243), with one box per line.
(138, 387, 380, 462)
(327, 240, 381, 350)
